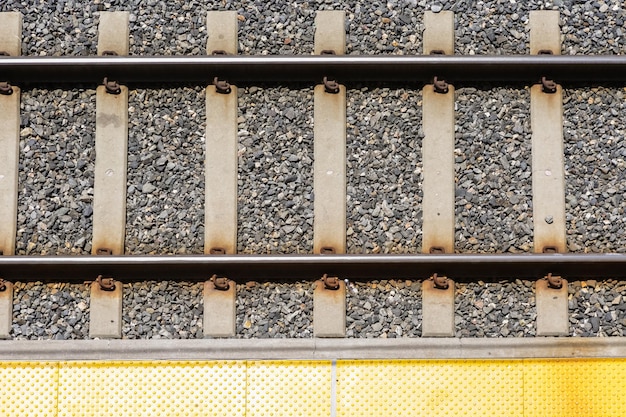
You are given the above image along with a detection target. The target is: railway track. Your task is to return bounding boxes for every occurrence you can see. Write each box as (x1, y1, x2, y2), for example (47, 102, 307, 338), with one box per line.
(0, 6, 624, 344)
(2, 4, 626, 416)
(0, 7, 624, 337)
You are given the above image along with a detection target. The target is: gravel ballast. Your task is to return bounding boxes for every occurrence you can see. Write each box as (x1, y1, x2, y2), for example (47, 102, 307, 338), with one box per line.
(237, 86, 314, 254)
(17, 89, 95, 255)
(11, 282, 89, 340)
(1, 0, 625, 339)
(126, 87, 205, 254)
(122, 281, 203, 339)
(347, 87, 423, 254)
(236, 281, 313, 338)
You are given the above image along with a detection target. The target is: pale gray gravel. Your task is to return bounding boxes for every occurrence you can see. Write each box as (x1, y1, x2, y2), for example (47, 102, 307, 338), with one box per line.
(2, 0, 625, 339)
(454, 87, 533, 253)
(237, 86, 314, 254)
(122, 281, 203, 339)
(126, 87, 205, 254)
(347, 87, 423, 254)
(11, 282, 89, 340)
(16, 89, 95, 255)
(347, 280, 422, 338)
(236, 282, 313, 338)
(455, 280, 536, 338)
(569, 280, 626, 337)
(563, 88, 626, 253)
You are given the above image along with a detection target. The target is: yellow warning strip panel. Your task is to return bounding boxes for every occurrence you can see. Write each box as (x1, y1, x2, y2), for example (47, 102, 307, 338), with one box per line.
(247, 361, 331, 417)
(524, 359, 626, 417)
(0, 361, 58, 417)
(57, 361, 246, 417)
(2, 359, 626, 417)
(337, 359, 525, 417)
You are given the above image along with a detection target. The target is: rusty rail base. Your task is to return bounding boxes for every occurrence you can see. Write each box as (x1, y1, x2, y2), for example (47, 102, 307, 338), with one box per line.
(0, 254, 626, 282)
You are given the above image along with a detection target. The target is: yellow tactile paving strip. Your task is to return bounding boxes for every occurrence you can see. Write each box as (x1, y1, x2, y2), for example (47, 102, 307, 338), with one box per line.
(524, 359, 626, 417)
(1, 359, 625, 417)
(0, 361, 58, 417)
(57, 361, 246, 417)
(247, 361, 331, 417)
(337, 359, 525, 416)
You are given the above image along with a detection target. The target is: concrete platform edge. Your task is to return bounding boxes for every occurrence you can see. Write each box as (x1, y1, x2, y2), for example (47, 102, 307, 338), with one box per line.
(0, 337, 625, 361)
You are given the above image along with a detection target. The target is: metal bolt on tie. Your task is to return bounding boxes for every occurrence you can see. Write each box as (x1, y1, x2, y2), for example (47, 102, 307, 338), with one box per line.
(546, 272, 563, 290)
(209, 247, 226, 255)
(538, 50, 557, 94)
(96, 248, 113, 255)
(96, 275, 116, 291)
(433, 76, 449, 94)
(322, 76, 340, 94)
(211, 50, 232, 93)
(321, 273, 340, 290)
(0, 278, 6, 292)
(0, 52, 13, 95)
(320, 51, 339, 94)
(541, 76, 557, 94)
(213, 76, 231, 94)
(0, 81, 13, 96)
(430, 50, 449, 94)
(103, 77, 121, 95)
(543, 246, 558, 254)
(101, 52, 122, 94)
(429, 246, 445, 254)
(210, 274, 230, 291)
(431, 273, 449, 290)
(320, 246, 336, 255)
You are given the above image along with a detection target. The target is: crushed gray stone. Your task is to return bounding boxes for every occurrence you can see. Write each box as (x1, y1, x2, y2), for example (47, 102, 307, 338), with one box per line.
(16, 88, 95, 255)
(236, 282, 313, 338)
(122, 281, 203, 339)
(126, 87, 205, 254)
(455, 280, 536, 337)
(237, 86, 314, 254)
(347, 87, 423, 254)
(563, 88, 626, 252)
(11, 282, 89, 340)
(569, 279, 626, 337)
(454, 87, 533, 253)
(346, 280, 422, 338)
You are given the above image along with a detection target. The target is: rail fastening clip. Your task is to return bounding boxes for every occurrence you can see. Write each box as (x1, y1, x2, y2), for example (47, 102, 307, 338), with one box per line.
(545, 273, 563, 290)
(538, 50, 557, 94)
(0, 50, 13, 95)
(101, 51, 122, 95)
(211, 50, 232, 94)
(430, 50, 449, 94)
(431, 273, 450, 290)
(210, 274, 230, 291)
(320, 50, 340, 94)
(95, 275, 116, 291)
(321, 274, 340, 290)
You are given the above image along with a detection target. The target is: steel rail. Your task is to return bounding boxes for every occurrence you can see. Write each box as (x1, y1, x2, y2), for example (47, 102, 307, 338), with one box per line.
(1, 55, 626, 84)
(1, 253, 626, 282)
